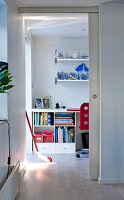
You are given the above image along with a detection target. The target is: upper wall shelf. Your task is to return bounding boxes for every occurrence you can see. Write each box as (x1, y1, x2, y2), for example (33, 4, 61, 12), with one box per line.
(55, 58, 89, 63)
(57, 58, 89, 62)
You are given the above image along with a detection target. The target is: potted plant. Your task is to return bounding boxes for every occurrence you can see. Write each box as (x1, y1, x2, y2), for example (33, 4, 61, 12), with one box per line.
(0, 65, 14, 120)
(0, 65, 14, 93)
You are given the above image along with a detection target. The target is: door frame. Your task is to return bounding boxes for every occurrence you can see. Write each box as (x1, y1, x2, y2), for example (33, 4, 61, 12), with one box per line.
(22, 7, 100, 180)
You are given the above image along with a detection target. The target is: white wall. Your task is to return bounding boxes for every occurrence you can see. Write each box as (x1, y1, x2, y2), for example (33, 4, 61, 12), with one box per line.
(0, 3, 8, 120)
(0, 0, 26, 188)
(25, 34, 32, 154)
(99, 4, 124, 183)
(32, 36, 89, 109)
(0, 4, 7, 61)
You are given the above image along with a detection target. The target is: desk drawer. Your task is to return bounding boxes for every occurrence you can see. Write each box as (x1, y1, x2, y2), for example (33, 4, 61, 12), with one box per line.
(35, 143, 54, 154)
(54, 143, 75, 154)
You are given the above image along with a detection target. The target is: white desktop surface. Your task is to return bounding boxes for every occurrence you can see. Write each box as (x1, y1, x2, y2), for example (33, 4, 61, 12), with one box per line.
(32, 108, 80, 112)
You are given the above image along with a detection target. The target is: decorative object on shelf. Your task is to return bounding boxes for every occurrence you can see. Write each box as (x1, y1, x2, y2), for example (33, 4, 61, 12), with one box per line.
(71, 53, 78, 59)
(68, 50, 79, 59)
(43, 96, 49, 108)
(55, 103, 60, 109)
(48, 113, 52, 126)
(69, 72, 78, 80)
(55, 49, 66, 59)
(75, 63, 89, 80)
(57, 71, 66, 80)
(75, 63, 88, 72)
(35, 98, 43, 108)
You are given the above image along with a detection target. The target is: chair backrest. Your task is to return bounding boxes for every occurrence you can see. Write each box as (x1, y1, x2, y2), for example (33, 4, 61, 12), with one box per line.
(79, 103, 89, 130)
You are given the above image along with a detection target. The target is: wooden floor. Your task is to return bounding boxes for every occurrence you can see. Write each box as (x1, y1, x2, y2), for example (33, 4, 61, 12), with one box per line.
(16, 154, 124, 200)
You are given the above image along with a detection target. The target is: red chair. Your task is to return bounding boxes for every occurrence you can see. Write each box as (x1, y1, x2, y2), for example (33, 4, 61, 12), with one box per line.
(76, 103, 89, 158)
(79, 103, 89, 131)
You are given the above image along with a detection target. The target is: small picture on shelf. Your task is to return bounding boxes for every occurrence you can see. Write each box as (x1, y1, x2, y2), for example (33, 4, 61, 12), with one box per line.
(35, 98, 43, 108)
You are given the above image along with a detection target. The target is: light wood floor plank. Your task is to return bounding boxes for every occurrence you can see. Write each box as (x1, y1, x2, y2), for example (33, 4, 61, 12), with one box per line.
(16, 154, 124, 200)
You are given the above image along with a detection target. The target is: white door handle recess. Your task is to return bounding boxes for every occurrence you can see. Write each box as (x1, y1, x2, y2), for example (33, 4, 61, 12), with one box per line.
(92, 94, 97, 99)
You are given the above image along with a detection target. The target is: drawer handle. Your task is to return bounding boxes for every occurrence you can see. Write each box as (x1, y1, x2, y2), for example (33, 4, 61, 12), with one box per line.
(42, 147, 46, 149)
(64, 147, 67, 149)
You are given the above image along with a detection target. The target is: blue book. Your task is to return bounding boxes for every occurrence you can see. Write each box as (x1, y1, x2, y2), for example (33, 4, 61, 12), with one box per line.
(34, 112, 35, 125)
(55, 128, 58, 143)
(63, 128, 65, 143)
(65, 127, 69, 143)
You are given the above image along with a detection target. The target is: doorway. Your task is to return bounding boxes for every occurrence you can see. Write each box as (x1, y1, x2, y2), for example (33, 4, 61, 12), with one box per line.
(24, 11, 99, 180)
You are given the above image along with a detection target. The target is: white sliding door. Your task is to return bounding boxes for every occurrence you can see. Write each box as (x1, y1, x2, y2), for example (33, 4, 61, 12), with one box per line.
(89, 13, 100, 180)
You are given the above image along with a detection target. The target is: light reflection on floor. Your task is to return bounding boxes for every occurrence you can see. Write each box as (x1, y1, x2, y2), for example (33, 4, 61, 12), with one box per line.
(25, 161, 56, 171)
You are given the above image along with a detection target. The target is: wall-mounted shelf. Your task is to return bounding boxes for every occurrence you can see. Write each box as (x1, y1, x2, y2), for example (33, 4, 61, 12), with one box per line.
(57, 79, 89, 82)
(55, 58, 89, 64)
(55, 78, 89, 84)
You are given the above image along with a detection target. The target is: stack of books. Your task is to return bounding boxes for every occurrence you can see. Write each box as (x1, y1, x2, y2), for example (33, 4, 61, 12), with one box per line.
(55, 127, 75, 143)
(34, 112, 52, 126)
(55, 113, 74, 126)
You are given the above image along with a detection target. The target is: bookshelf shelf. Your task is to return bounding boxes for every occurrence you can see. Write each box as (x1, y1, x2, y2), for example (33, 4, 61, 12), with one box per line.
(55, 125, 75, 127)
(34, 125, 54, 128)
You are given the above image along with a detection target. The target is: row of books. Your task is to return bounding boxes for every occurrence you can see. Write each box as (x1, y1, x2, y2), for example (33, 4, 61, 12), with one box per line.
(55, 112, 74, 126)
(34, 112, 52, 126)
(55, 127, 75, 143)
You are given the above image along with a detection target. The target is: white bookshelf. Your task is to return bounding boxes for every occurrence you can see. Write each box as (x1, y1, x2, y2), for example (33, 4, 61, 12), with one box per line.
(32, 109, 79, 154)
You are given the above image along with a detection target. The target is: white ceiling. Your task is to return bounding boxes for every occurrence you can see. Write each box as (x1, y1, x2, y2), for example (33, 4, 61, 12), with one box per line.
(15, 0, 124, 7)
(25, 14, 88, 37)
(25, 14, 88, 38)
(23, 0, 124, 38)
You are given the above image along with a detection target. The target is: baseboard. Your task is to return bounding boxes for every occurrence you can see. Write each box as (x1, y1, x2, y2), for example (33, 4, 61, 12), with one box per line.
(15, 166, 26, 200)
(20, 166, 26, 180)
(0, 162, 20, 200)
(98, 177, 124, 184)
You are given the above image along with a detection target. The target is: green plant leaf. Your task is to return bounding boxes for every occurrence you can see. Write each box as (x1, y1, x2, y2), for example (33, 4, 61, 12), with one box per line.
(3, 85, 14, 90)
(0, 66, 14, 93)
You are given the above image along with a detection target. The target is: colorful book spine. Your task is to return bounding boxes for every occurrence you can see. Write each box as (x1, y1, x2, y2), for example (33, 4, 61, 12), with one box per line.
(44, 112, 45, 125)
(55, 128, 58, 143)
(55, 127, 75, 143)
(55, 112, 74, 126)
(34, 113, 35, 125)
(65, 127, 68, 143)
